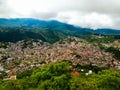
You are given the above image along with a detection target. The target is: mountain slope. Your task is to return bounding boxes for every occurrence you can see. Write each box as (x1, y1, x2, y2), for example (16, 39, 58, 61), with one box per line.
(0, 18, 92, 43)
(1, 18, 120, 35)
(0, 18, 120, 43)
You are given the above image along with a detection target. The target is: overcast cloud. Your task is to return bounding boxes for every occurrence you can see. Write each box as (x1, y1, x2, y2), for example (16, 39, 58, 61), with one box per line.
(0, 0, 120, 29)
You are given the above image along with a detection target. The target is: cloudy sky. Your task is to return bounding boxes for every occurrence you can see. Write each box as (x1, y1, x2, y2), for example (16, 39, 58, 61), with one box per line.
(0, 0, 120, 30)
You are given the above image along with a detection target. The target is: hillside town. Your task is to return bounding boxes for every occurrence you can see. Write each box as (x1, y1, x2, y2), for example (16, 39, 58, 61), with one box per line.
(0, 37, 120, 80)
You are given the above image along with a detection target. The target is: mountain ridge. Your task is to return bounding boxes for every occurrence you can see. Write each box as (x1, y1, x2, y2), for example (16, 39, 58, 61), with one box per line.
(0, 18, 120, 32)
(0, 18, 120, 43)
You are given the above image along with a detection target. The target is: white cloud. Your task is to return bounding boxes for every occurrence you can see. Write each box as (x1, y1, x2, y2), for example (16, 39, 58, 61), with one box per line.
(55, 12, 114, 29)
(0, 0, 120, 29)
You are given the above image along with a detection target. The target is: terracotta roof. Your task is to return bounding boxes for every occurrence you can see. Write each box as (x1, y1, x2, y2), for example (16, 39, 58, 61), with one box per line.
(71, 71, 80, 76)
(10, 75, 16, 80)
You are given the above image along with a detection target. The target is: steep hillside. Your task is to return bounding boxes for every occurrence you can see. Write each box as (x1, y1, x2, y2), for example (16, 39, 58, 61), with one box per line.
(0, 18, 120, 43)
(0, 37, 119, 74)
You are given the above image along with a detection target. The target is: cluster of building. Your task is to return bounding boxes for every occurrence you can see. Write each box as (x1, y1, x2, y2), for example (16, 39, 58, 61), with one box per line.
(0, 37, 120, 79)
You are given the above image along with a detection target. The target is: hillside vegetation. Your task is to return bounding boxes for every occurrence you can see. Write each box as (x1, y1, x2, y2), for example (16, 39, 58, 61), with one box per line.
(0, 61, 120, 90)
(0, 18, 120, 44)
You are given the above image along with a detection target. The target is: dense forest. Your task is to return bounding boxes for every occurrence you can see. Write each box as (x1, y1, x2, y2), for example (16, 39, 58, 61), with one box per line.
(0, 27, 120, 43)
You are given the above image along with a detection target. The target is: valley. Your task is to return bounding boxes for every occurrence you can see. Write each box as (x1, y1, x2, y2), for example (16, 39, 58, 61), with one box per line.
(0, 18, 120, 90)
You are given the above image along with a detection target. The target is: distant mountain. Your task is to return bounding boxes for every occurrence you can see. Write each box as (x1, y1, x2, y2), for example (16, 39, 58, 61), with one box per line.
(0, 18, 120, 34)
(0, 18, 89, 33)
(0, 18, 120, 43)
(89, 29, 120, 35)
(0, 18, 47, 27)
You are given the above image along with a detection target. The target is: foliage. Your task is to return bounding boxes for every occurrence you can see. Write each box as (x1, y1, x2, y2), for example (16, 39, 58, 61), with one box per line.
(17, 70, 33, 79)
(105, 47, 120, 59)
(0, 62, 120, 90)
